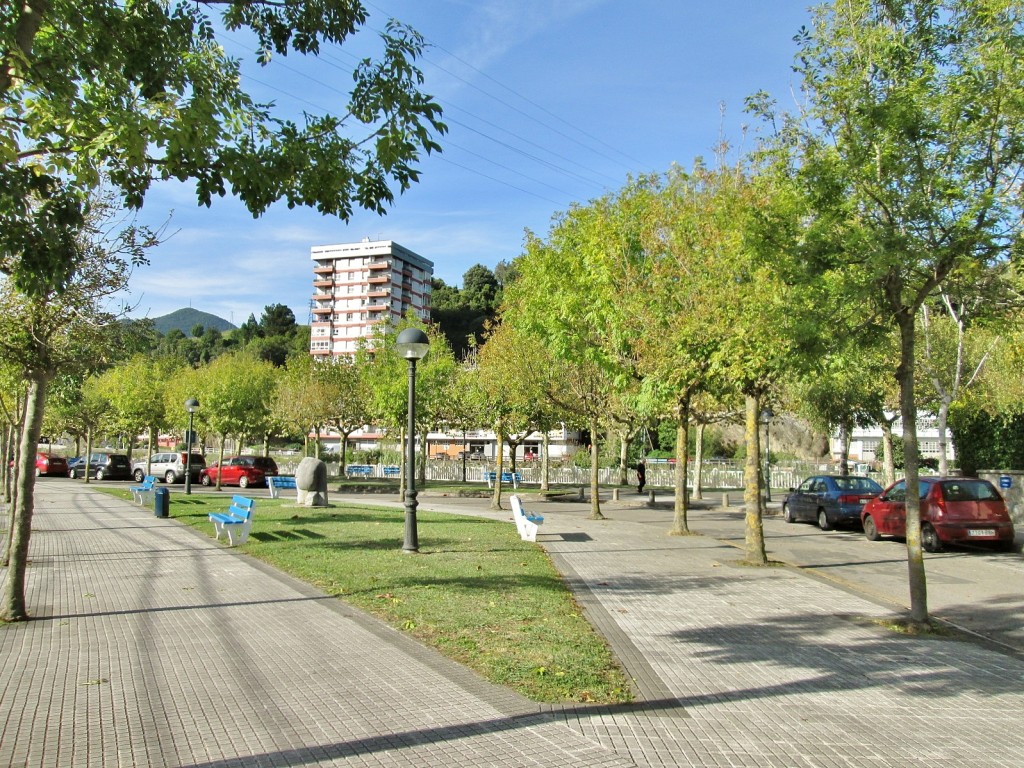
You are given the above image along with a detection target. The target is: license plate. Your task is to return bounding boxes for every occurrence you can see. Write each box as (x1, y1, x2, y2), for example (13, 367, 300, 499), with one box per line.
(967, 529, 994, 537)
(859, 498, 868, 504)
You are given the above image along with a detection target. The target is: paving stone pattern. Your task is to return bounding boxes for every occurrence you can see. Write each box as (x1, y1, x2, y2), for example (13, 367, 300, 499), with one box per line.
(2, 484, 1024, 767)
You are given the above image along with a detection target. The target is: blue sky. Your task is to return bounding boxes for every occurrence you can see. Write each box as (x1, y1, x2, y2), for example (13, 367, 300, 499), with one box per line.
(126, 0, 814, 326)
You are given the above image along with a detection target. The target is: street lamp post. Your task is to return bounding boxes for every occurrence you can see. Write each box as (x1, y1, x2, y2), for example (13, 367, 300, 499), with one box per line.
(395, 328, 430, 553)
(760, 407, 774, 503)
(184, 398, 200, 495)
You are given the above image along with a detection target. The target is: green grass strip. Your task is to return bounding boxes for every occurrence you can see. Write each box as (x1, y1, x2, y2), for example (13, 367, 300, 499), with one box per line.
(106, 489, 632, 704)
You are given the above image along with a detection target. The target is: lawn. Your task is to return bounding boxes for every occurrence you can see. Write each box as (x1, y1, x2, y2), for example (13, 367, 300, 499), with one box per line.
(107, 488, 632, 704)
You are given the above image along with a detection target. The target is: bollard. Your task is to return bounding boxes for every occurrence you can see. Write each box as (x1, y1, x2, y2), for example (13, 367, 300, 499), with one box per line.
(648, 490, 655, 505)
(721, 492, 730, 509)
(612, 488, 620, 501)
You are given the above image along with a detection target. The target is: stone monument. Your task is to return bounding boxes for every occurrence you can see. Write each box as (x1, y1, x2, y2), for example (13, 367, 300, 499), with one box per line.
(295, 456, 329, 507)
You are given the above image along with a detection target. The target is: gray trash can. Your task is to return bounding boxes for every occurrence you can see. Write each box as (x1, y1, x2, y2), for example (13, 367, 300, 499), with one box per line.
(154, 487, 169, 518)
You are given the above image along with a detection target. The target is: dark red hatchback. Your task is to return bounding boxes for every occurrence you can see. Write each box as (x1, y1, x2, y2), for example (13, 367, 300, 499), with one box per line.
(861, 477, 1016, 552)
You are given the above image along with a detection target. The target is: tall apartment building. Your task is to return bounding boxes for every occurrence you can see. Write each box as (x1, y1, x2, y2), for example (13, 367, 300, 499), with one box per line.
(309, 239, 432, 358)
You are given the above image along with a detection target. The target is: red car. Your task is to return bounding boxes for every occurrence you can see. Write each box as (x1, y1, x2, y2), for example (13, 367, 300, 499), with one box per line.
(199, 455, 278, 489)
(861, 477, 1016, 552)
(35, 453, 69, 477)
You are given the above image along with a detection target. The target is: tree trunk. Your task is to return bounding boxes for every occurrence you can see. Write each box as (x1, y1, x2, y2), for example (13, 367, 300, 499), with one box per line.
(880, 421, 896, 487)
(618, 430, 629, 486)
(693, 422, 705, 500)
(419, 427, 428, 485)
(3, 373, 50, 621)
(490, 425, 504, 510)
(83, 427, 94, 484)
(936, 399, 951, 476)
(588, 417, 603, 520)
(896, 311, 929, 626)
(743, 393, 767, 565)
(540, 432, 550, 491)
(216, 435, 227, 492)
(670, 414, 690, 535)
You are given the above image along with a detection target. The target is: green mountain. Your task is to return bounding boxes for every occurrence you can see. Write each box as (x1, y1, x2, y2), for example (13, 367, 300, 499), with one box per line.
(151, 308, 237, 336)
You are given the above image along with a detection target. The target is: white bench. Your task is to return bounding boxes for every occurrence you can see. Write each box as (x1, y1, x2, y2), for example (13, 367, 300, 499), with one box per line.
(209, 495, 255, 546)
(268, 475, 297, 498)
(129, 475, 157, 505)
(509, 494, 543, 542)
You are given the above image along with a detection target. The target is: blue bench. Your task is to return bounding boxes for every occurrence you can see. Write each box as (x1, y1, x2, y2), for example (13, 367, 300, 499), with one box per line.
(509, 495, 543, 541)
(268, 475, 296, 498)
(129, 475, 157, 505)
(346, 464, 373, 478)
(209, 495, 255, 547)
(485, 471, 521, 489)
(383, 466, 400, 477)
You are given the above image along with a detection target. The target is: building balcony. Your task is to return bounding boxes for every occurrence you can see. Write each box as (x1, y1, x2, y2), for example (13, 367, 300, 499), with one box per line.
(368, 260, 391, 270)
(313, 279, 333, 288)
(311, 306, 333, 315)
(368, 274, 391, 284)
(366, 302, 389, 312)
(313, 265, 334, 275)
(368, 288, 390, 298)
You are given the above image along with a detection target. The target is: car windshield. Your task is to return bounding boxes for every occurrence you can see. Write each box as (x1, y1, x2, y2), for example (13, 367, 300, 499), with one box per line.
(834, 476, 882, 493)
(940, 480, 1000, 502)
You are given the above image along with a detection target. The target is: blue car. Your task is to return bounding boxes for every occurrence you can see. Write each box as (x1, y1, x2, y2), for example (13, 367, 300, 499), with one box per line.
(783, 475, 883, 531)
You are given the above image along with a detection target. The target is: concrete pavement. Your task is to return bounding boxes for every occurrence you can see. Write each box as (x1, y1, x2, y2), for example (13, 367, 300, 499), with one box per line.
(2, 481, 1024, 767)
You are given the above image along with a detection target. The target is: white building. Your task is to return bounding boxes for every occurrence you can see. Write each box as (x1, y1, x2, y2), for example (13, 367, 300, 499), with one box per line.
(309, 239, 432, 359)
(833, 414, 955, 464)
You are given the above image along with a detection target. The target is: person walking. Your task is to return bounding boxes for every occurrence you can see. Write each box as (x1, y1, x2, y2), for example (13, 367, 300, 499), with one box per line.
(636, 459, 646, 494)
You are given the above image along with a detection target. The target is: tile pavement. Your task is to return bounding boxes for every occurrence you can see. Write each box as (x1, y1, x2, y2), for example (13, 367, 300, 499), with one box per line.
(1, 482, 1023, 767)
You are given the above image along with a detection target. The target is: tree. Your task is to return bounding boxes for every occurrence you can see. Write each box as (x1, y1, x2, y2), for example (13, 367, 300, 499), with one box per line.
(0, 202, 151, 621)
(1, 1, 446, 295)
(775, 0, 1024, 625)
(260, 304, 298, 339)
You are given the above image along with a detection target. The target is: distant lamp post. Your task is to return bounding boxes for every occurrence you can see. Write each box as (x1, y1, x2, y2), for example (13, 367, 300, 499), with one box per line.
(184, 398, 200, 495)
(760, 407, 774, 503)
(396, 328, 430, 553)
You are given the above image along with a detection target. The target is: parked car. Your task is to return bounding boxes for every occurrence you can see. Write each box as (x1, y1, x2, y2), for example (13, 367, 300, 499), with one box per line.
(69, 452, 132, 480)
(199, 455, 278, 489)
(861, 477, 1016, 552)
(132, 451, 206, 484)
(34, 452, 68, 477)
(783, 475, 883, 530)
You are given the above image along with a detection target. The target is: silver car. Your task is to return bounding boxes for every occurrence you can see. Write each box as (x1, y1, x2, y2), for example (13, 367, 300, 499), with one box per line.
(132, 451, 206, 484)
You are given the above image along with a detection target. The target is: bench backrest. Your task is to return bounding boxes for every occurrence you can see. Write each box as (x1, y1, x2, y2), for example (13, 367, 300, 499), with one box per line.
(229, 495, 255, 520)
(509, 494, 524, 517)
(270, 476, 296, 486)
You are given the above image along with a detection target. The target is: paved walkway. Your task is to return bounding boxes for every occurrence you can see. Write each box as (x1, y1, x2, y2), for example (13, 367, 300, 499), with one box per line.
(1, 482, 1023, 767)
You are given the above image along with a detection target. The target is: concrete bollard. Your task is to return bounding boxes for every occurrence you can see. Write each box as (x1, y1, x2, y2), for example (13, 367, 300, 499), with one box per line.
(578, 486, 585, 500)
(612, 488, 620, 501)
(648, 490, 655, 505)
(721, 492, 730, 509)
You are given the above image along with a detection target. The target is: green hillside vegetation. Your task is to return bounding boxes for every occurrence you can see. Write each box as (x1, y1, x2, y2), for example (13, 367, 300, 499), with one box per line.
(151, 308, 237, 336)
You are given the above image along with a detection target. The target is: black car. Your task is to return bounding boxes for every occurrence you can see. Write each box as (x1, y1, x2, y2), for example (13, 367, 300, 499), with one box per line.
(69, 452, 133, 481)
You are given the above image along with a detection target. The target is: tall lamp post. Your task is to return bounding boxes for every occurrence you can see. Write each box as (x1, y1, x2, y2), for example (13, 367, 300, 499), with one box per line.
(396, 328, 430, 553)
(184, 398, 200, 495)
(760, 407, 774, 503)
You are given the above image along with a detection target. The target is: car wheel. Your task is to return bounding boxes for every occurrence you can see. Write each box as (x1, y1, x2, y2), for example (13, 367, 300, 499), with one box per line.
(201, 474, 212, 487)
(35, 467, 41, 477)
(817, 509, 832, 531)
(96, 469, 106, 481)
(133, 468, 145, 482)
(863, 515, 880, 541)
(238, 475, 249, 489)
(783, 504, 794, 523)
(165, 471, 177, 484)
(921, 524, 943, 553)
(69, 468, 78, 479)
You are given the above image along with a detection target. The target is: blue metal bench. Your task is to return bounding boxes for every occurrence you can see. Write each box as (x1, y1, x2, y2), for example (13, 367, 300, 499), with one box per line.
(209, 495, 255, 546)
(268, 475, 297, 498)
(485, 471, 521, 489)
(383, 466, 400, 477)
(129, 475, 157, 505)
(346, 464, 373, 478)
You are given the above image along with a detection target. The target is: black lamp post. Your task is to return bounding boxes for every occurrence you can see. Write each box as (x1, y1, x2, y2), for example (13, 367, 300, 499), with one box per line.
(396, 328, 430, 553)
(184, 398, 200, 495)
(760, 407, 774, 502)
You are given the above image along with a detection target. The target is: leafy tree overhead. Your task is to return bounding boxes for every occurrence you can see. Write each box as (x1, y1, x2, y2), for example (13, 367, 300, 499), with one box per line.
(1, 0, 446, 296)
(260, 304, 298, 338)
(759, 0, 1024, 625)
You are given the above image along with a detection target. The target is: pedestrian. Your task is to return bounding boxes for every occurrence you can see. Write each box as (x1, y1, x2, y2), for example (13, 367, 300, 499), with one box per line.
(636, 459, 646, 494)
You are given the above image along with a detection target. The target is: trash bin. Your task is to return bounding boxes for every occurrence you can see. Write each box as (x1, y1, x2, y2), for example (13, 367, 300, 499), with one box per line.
(154, 487, 169, 518)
